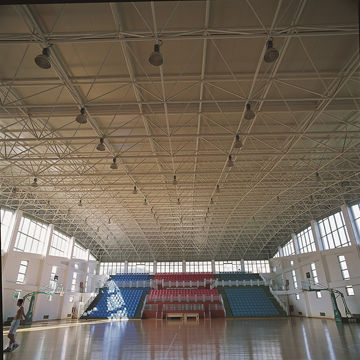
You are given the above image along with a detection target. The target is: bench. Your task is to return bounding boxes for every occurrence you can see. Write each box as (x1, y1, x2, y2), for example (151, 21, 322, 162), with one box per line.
(184, 313, 199, 321)
(166, 313, 184, 320)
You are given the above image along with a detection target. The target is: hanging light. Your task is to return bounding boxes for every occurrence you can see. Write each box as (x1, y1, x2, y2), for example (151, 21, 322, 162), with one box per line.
(133, 186, 138, 194)
(177, 198, 181, 205)
(173, 175, 178, 185)
(76, 107, 87, 124)
(148, 43, 163, 66)
(210, 197, 214, 205)
(264, 38, 279, 63)
(110, 157, 118, 169)
(227, 155, 234, 167)
(244, 103, 255, 120)
(78, 199, 82, 207)
(144, 198, 147, 205)
(234, 134, 243, 149)
(96, 138, 106, 151)
(108, 217, 111, 224)
(316, 172, 321, 182)
(277, 196, 280, 202)
(216, 184, 220, 193)
(31, 177, 38, 187)
(34, 48, 51, 69)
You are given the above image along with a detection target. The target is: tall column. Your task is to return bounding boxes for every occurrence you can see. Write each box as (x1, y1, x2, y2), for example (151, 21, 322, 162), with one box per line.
(310, 220, 330, 286)
(211, 260, 215, 273)
(182, 259, 186, 273)
(153, 261, 157, 274)
(124, 261, 128, 273)
(292, 234, 300, 254)
(43, 224, 54, 257)
(341, 204, 360, 246)
(2, 209, 23, 269)
(278, 246, 284, 257)
(67, 237, 75, 259)
(240, 259, 245, 272)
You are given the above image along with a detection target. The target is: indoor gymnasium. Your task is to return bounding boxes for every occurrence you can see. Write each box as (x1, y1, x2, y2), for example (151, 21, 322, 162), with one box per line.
(1, 0, 360, 359)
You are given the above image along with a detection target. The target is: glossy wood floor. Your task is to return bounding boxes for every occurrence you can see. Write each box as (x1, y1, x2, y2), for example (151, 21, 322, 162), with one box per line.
(3, 317, 360, 359)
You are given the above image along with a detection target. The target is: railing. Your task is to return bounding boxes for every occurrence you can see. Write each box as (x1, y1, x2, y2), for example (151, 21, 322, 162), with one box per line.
(144, 303, 159, 318)
(210, 279, 265, 288)
(269, 287, 289, 315)
(208, 303, 226, 318)
(148, 294, 221, 303)
(83, 292, 99, 311)
(108, 278, 269, 289)
(140, 295, 148, 318)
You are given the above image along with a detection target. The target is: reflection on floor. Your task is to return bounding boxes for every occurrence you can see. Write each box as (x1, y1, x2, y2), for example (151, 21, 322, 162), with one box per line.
(2, 318, 360, 359)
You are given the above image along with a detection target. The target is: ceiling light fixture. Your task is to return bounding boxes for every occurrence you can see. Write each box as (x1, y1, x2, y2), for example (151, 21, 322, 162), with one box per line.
(35, 48, 51, 69)
(316, 172, 321, 182)
(216, 184, 220, 193)
(144, 198, 147, 205)
(177, 198, 181, 205)
(148, 43, 163, 66)
(234, 134, 243, 149)
(75, 107, 87, 124)
(133, 186, 138, 194)
(110, 157, 118, 169)
(31, 177, 38, 187)
(173, 175, 178, 185)
(227, 155, 234, 167)
(108, 217, 111, 224)
(264, 38, 279, 63)
(96, 138, 106, 151)
(244, 103, 255, 120)
(78, 199, 82, 207)
(210, 197, 214, 204)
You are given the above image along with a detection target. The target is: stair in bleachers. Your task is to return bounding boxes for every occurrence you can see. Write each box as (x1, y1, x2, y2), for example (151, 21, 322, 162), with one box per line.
(225, 287, 285, 317)
(82, 274, 150, 319)
(133, 289, 150, 319)
(216, 287, 233, 317)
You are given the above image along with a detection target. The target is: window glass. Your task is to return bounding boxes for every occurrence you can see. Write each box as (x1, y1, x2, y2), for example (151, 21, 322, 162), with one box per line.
(14, 216, 48, 255)
(282, 240, 295, 257)
(319, 211, 350, 250)
(16, 260, 29, 284)
(1, 208, 15, 251)
(72, 242, 88, 260)
(297, 226, 316, 254)
(338, 255, 350, 280)
(345, 285, 354, 296)
(49, 229, 71, 257)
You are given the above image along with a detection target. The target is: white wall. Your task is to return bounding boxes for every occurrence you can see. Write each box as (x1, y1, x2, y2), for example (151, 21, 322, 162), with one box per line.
(269, 245, 360, 319)
(2, 248, 99, 322)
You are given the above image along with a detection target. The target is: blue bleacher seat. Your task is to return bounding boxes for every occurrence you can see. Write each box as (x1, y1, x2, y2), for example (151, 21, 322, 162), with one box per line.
(225, 288, 281, 317)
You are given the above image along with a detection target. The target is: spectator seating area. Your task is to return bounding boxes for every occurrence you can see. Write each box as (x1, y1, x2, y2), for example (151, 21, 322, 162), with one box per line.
(84, 288, 144, 319)
(225, 287, 283, 317)
(82, 272, 285, 319)
(82, 274, 150, 319)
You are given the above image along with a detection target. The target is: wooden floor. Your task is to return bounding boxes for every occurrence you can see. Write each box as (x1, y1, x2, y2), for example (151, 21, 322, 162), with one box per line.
(3, 317, 360, 359)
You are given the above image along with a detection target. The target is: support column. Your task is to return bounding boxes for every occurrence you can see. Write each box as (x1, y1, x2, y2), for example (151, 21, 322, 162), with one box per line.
(341, 204, 360, 246)
(311, 220, 330, 287)
(240, 259, 245, 272)
(124, 261, 128, 273)
(43, 224, 54, 257)
(182, 260, 186, 273)
(292, 233, 300, 254)
(211, 260, 215, 273)
(153, 261, 157, 274)
(278, 246, 284, 257)
(2, 209, 23, 269)
(67, 237, 75, 259)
